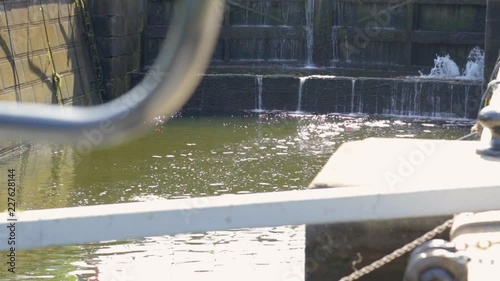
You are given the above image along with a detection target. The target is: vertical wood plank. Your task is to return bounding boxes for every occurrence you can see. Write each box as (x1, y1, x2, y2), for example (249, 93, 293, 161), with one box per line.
(406, 0, 414, 66)
(224, 2, 231, 63)
(313, 0, 333, 66)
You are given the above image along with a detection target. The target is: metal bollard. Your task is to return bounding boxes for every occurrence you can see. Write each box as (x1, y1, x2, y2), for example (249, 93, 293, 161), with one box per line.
(404, 212, 500, 281)
(403, 239, 468, 281)
(477, 106, 500, 157)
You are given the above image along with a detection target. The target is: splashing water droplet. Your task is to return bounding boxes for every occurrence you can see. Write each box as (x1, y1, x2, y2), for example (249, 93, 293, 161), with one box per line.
(428, 54, 460, 77)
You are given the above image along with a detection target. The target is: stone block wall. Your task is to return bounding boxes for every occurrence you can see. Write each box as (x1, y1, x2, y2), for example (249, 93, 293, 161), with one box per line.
(89, 0, 145, 100)
(0, 0, 100, 106)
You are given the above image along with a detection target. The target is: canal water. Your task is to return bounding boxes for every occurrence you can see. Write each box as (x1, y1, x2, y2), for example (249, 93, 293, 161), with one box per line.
(0, 113, 471, 281)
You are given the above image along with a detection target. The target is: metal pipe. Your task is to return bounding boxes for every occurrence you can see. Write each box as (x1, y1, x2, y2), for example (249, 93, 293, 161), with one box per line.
(0, 0, 224, 147)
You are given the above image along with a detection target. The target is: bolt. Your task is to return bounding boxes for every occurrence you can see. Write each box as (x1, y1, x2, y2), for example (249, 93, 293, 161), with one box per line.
(477, 240, 492, 249)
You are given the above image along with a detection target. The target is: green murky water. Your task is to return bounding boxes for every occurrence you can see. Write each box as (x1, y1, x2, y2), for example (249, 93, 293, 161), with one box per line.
(0, 113, 471, 281)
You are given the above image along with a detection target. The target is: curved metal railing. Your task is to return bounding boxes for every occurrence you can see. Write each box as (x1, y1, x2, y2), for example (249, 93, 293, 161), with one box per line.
(0, 0, 224, 147)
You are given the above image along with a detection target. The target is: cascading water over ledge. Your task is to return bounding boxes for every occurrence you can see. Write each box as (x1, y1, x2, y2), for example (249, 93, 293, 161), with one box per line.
(179, 74, 482, 119)
(254, 75, 264, 112)
(305, 0, 315, 67)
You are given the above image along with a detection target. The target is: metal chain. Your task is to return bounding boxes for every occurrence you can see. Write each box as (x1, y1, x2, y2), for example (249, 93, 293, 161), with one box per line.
(338, 219, 454, 281)
(75, 0, 106, 103)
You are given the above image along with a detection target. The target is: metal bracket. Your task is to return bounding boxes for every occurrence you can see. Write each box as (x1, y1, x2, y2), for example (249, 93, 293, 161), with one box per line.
(0, 0, 224, 147)
(404, 240, 469, 281)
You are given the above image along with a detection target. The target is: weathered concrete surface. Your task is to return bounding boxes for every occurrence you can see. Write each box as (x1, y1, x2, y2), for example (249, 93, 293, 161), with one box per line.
(306, 217, 450, 281)
(0, 0, 109, 156)
(305, 138, 500, 281)
(262, 76, 300, 111)
(0, 0, 100, 106)
(195, 75, 256, 113)
(89, 0, 145, 100)
(302, 77, 353, 113)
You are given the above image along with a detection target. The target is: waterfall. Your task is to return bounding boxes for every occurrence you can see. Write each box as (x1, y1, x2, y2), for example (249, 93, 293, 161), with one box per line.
(412, 82, 422, 116)
(464, 85, 470, 119)
(434, 95, 441, 117)
(282, 3, 291, 25)
(358, 90, 364, 113)
(258, 2, 270, 25)
(387, 83, 396, 115)
(450, 84, 454, 117)
(350, 79, 356, 113)
(344, 35, 351, 62)
(429, 83, 440, 117)
(463, 47, 484, 80)
(429, 55, 460, 78)
(401, 83, 409, 115)
(255, 76, 264, 112)
(332, 29, 338, 62)
(270, 40, 299, 61)
(297, 77, 307, 112)
(305, 0, 315, 67)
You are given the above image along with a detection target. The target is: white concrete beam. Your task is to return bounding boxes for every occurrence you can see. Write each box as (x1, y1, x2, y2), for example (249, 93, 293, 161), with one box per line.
(2, 184, 500, 251)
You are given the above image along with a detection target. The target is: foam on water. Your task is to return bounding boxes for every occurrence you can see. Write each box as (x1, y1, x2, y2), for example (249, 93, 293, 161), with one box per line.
(462, 47, 484, 80)
(428, 55, 461, 77)
(420, 47, 484, 80)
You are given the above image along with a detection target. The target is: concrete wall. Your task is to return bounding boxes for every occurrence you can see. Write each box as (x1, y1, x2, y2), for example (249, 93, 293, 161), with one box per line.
(0, 0, 105, 156)
(0, 0, 101, 105)
(89, 0, 145, 100)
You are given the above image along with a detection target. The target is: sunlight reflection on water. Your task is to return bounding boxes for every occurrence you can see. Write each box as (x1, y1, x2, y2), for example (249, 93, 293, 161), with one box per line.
(0, 113, 471, 280)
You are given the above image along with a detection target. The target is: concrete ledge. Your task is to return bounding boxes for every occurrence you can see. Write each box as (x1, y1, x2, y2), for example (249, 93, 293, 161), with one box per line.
(194, 75, 256, 112)
(262, 76, 300, 111)
(305, 138, 500, 281)
(303, 77, 353, 113)
(131, 73, 482, 117)
(309, 138, 500, 190)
